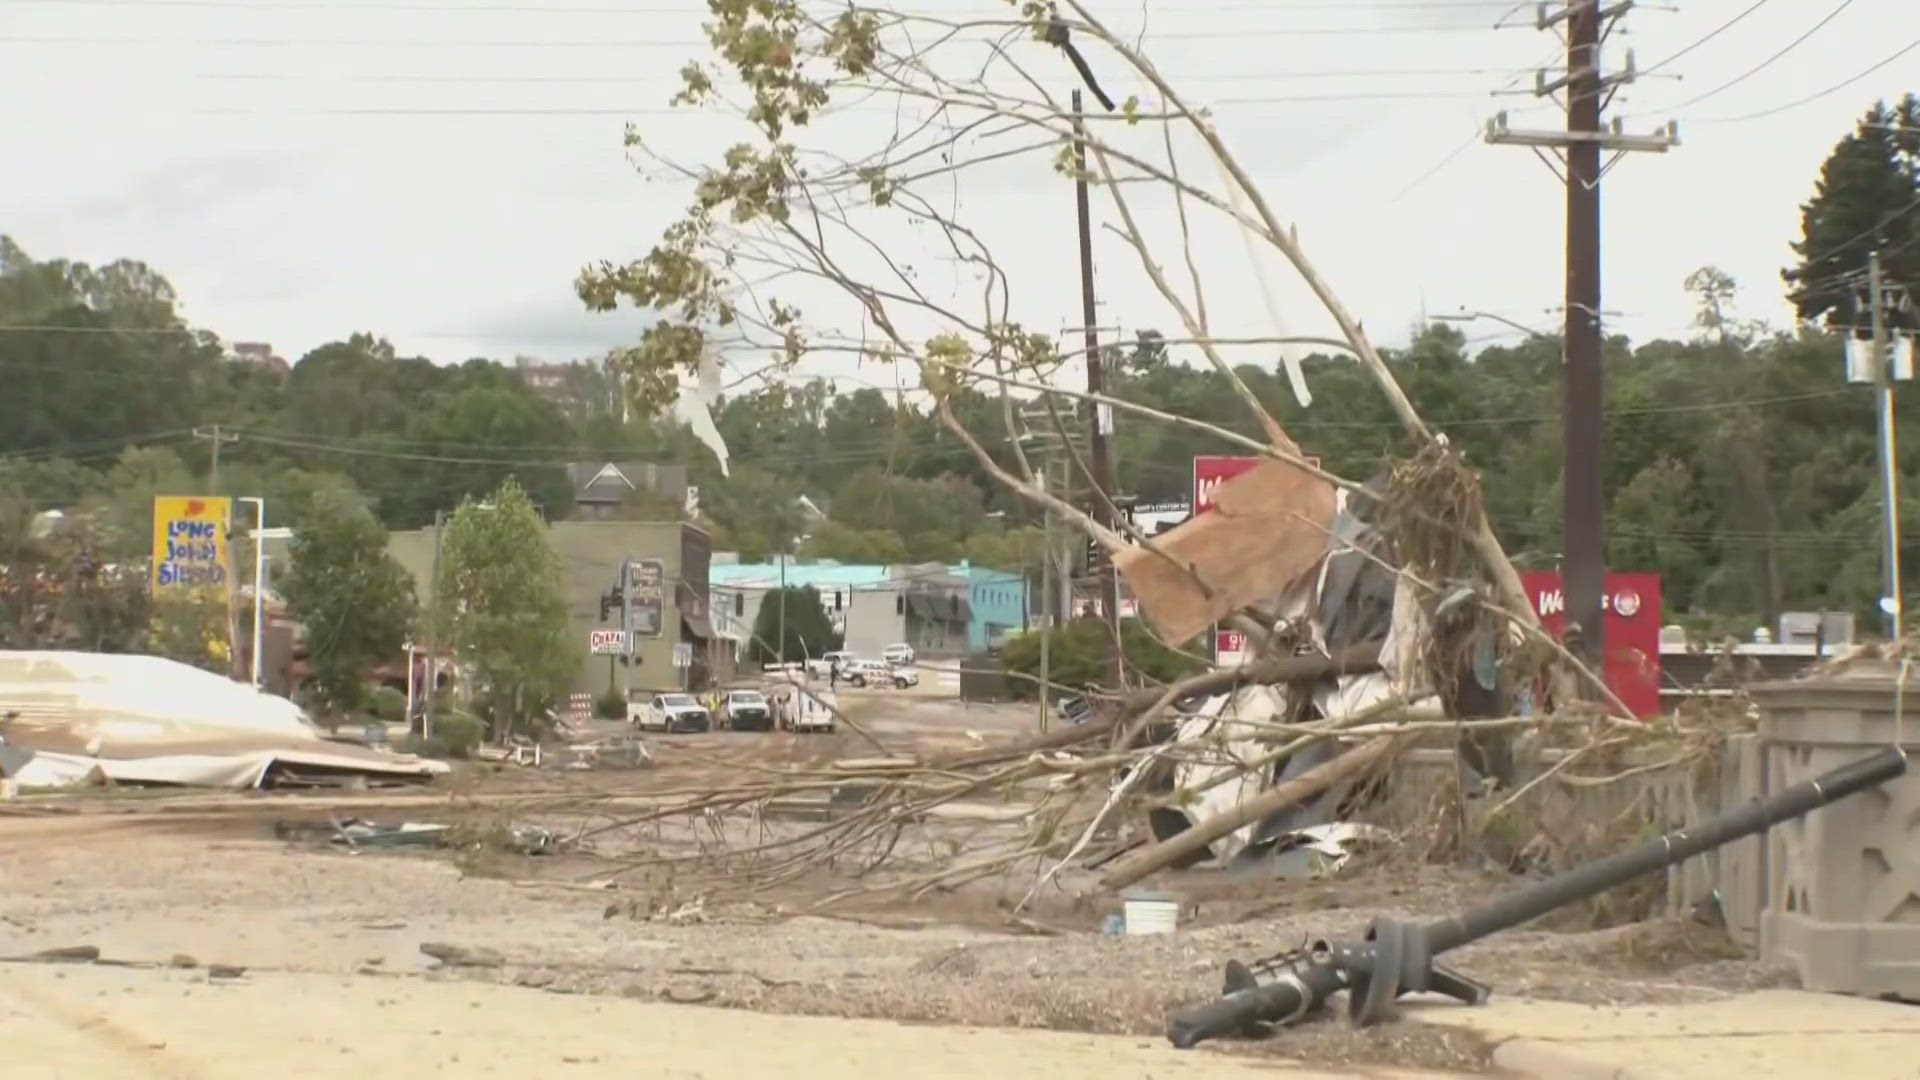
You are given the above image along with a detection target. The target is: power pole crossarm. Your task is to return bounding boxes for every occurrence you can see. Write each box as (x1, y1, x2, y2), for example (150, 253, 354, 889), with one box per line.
(191, 424, 240, 490)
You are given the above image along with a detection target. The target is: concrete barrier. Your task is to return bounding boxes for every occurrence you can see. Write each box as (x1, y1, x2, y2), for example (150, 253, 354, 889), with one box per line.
(1750, 663, 1920, 1001)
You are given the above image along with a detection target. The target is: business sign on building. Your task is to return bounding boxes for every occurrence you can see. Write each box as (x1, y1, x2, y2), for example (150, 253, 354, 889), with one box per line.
(589, 629, 631, 655)
(1520, 571, 1663, 718)
(1192, 454, 1322, 515)
(1215, 628, 1248, 668)
(627, 558, 665, 637)
(151, 496, 233, 596)
(1192, 456, 1261, 516)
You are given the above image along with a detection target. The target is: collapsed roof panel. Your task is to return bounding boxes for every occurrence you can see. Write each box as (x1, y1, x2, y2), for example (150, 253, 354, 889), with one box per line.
(0, 650, 449, 789)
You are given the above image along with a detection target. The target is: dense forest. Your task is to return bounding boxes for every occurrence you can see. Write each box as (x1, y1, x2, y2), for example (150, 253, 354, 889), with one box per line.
(4, 96, 1919, 639)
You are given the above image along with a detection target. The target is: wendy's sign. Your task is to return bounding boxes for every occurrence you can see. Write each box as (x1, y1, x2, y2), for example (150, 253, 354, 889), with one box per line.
(1520, 571, 1662, 718)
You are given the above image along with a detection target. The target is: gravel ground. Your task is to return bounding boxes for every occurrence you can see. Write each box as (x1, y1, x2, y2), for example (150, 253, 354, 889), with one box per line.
(0, 812, 1793, 1077)
(0, 692, 1798, 1076)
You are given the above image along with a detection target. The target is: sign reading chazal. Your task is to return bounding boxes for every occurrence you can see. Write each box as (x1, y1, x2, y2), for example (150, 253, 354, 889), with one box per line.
(150, 496, 233, 594)
(589, 629, 631, 655)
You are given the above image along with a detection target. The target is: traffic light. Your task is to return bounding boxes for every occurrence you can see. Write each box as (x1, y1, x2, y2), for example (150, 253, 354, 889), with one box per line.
(598, 586, 625, 621)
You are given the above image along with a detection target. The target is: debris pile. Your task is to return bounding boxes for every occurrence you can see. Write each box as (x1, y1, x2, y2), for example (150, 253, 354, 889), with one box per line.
(526, 415, 1643, 917)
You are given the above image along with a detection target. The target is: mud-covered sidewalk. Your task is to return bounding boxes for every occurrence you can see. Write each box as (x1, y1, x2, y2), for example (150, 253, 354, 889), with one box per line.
(3, 963, 1458, 1079)
(0, 808, 1810, 1076)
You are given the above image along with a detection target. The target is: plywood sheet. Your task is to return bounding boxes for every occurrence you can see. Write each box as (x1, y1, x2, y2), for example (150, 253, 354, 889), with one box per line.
(1114, 458, 1336, 644)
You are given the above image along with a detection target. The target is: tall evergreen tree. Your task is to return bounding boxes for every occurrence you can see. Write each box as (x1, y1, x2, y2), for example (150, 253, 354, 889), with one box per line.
(1784, 96, 1920, 329)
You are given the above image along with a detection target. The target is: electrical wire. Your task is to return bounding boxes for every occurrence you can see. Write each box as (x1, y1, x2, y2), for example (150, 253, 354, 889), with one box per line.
(178, 90, 1507, 118)
(2, 379, 1865, 496)
(0, 322, 659, 343)
(1387, 128, 1480, 203)
(191, 66, 1541, 86)
(1700, 37, 1920, 124)
(14, 0, 1529, 10)
(1781, 189, 1920, 302)
(0, 24, 1503, 48)
(1626, 0, 1858, 118)
(1636, 0, 1773, 78)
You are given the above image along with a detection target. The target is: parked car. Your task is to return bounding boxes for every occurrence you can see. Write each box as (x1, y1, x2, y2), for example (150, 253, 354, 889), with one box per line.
(632, 692, 711, 733)
(846, 659, 917, 689)
(722, 688, 773, 731)
(881, 643, 915, 666)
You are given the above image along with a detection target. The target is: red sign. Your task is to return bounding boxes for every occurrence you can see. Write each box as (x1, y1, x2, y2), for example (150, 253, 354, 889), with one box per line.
(1520, 571, 1663, 718)
(1192, 456, 1261, 515)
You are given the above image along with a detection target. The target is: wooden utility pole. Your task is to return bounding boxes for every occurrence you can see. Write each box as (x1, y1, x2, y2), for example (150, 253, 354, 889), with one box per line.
(1070, 88, 1125, 691)
(1037, 453, 1054, 733)
(1485, 1, 1677, 670)
(192, 424, 239, 490)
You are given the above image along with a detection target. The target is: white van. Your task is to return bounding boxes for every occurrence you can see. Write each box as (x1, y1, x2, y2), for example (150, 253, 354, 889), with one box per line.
(772, 683, 838, 733)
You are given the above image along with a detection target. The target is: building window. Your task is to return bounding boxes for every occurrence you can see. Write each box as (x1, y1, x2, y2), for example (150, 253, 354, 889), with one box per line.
(733, 593, 744, 617)
(896, 595, 904, 615)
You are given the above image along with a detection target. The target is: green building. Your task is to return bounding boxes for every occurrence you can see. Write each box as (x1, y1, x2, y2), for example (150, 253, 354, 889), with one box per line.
(387, 519, 722, 699)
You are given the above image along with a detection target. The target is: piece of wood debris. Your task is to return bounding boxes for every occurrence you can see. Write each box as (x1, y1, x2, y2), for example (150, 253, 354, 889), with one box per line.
(419, 942, 506, 968)
(1115, 457, 1336, 644)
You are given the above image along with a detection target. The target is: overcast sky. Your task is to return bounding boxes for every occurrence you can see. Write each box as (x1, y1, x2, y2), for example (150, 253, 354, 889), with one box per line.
(4, 0, 1917, 395)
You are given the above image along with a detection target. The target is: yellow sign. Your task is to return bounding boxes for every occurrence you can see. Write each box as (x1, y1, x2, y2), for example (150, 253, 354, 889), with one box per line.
(151, 495, 233, 596)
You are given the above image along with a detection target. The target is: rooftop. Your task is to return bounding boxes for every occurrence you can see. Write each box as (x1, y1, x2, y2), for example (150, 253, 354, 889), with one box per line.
(710, 561, 894, 589)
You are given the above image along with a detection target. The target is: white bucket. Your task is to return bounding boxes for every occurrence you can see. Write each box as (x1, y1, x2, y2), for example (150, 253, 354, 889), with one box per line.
(1123, 895, 1179, 936)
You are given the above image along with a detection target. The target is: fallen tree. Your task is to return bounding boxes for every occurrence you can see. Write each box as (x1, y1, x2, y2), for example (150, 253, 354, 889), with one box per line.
(553, 0, 1656, 908)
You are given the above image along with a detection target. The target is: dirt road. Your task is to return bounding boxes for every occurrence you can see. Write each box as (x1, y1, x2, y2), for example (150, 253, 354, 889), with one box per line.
(0, 689, 1784, 1078)
(1, 963, 1447, 1079)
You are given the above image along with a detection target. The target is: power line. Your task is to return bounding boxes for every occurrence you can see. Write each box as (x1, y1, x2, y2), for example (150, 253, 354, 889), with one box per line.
(1626, 0, 1858, 118)
(17, 0, 1527, 9)
(1699, 37, 1920, 124)
(2, 430, 196, 464)
(180, 91, 1506, 118)
(1388, 128, 1479, 203)
(2, 380, 1863, 480)
(192, 66, 1539, 86)
(0, 25, 1502, 49)
(1783, 189, 1920, 302)
(0, 322, 654, 344)
(1636, 0, 1773, 78)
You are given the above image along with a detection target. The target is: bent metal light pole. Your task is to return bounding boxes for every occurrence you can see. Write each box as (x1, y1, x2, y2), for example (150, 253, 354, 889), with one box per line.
(1432, 309, 1550, 340)
(1166, 746, 1909, 1049)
